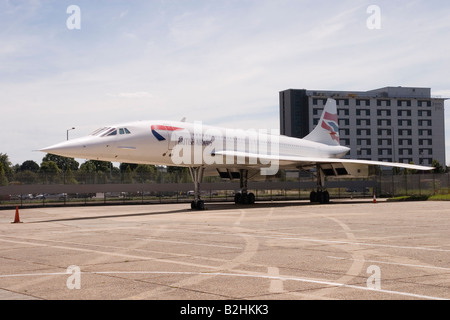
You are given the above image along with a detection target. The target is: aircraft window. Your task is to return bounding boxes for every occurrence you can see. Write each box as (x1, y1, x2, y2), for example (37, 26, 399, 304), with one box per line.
(101, 128, 117, 137)
(118, 128, 131, 135)
(90, 127, 109, 136)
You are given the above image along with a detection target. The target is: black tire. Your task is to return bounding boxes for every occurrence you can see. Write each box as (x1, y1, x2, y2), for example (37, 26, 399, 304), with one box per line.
(324, 191, 330, 204)
(248, 193, 255, 204)
(310, 191, 317, 203)
(196, 200, 205, 210)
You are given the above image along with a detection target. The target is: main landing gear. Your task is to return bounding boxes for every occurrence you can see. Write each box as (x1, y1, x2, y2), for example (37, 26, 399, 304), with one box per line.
(309, 190, 330, 204)
(309, 165, 330, 204)
(234, 169, 255, 205)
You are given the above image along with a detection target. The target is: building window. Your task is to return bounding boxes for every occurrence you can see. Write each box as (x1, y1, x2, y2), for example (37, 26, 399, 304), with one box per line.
(377, 100, 391, 107)
(377, 119, 391, 126)
(398, 129, 412, 136)
(337, 99, 349, 106)
(419, 139, 432, 146)
(356, 109, 371, 116)
(357, 138, 371, 146)
(377, 129, 392, 135)
(419, 129, 432, 136)
(357, 129, 371, 135)
(378, 148, 392, 155)
(313, 108, 323, 115)
(356, 99, 370, 106)
(399, 148, 413, 155)
(398, 119, 412, 126)
(378, 138, 392, 146)
(397, 100, 412, 107)
(398, 110, 411, 116)
(418, 100, 432, 107)
(357, 119, 370, 126)
(399, 139, 412, 146)
(418, 110, 431, 117)
(418, 120, 432, 126)
(377, 109, 391, 116)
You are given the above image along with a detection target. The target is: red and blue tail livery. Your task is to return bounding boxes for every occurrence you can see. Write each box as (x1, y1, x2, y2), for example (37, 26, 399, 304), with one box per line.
(321, 112, 339, 142)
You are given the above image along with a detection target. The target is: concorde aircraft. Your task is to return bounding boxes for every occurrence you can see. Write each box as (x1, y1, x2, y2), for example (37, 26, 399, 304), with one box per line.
(40, 99, 433, 210)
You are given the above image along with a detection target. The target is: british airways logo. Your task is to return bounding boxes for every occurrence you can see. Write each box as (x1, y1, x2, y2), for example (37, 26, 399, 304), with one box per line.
(321, 112, 339, 142)
(151, 125, 183, 141)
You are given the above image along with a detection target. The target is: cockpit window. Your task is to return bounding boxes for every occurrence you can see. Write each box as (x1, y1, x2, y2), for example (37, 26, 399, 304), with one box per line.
(90, 127, 109, 136)
(91, 127, 131, 137)
(118, 128, 131, 135)
(107, 129, 117, 136)
(100, 128, 116, 137)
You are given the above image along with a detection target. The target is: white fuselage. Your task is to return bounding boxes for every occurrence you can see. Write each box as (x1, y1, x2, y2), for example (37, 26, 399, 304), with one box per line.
(41, 120, 350, 169)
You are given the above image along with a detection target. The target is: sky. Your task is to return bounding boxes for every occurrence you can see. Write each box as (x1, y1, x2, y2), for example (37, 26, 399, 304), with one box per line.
(1, 0, 450, 166)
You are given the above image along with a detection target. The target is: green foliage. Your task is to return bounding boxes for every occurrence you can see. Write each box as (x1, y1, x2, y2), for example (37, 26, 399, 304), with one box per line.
(39, 161, 61, 184)
(0, 162, 8, 186)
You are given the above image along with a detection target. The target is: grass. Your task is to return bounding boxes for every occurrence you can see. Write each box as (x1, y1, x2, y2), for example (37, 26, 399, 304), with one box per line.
(387, 195, 430, 202)
(428, 194, 450, 201)
(387, 193, 450, 201)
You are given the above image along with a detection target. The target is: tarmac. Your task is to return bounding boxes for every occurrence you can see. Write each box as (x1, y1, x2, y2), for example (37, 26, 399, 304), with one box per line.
(0, 199, 449, 300)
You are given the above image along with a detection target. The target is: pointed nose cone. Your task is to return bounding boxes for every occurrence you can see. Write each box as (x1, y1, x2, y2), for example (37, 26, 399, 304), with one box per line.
(40, 139, 87, 158)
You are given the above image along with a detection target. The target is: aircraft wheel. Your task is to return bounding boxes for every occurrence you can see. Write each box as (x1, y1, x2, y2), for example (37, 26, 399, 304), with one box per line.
(191, 200, 205, 210)
(196, 200, 205, 210)
(248, 193, 255, 204)
(324, 191, 330, 204)
(310, 191, 317, 203)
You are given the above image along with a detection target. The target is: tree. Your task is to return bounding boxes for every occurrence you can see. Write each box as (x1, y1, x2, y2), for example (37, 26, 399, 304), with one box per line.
(15, 170, 38, 184)
(120, 163, 138, 172)
(64, 167, 78, 184)
(78, 160, 113, 184)
(20, 160, 40, 173)
(122, 165, 133, 184)
(42, 154, 79, 171)
(0, 162, 8, 186)
(0, 153, 13, 181)
(134, 164, 155, 183)
(39, 161, 61, 184)
(432, 159, 445, 174)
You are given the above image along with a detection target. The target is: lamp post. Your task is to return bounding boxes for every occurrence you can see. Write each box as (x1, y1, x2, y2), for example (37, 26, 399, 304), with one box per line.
(67, 127, 75, 140)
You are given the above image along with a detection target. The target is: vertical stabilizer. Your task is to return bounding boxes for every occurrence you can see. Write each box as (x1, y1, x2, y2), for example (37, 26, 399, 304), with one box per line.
(304, 98, 340, 146)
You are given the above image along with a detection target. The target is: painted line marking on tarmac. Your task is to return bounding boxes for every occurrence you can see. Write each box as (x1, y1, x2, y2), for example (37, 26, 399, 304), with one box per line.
(0, 270, 446, 300)
(135, 237, 242, 250)
(328, 256, 450, 272)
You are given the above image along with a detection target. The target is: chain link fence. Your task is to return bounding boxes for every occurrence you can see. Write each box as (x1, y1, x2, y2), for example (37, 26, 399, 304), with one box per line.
(1, 172, 448, 209)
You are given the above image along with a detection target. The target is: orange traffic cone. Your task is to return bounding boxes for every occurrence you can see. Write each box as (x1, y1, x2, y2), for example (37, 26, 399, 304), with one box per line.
(12, 206, 22, 224)
(373, 192, 377, 204)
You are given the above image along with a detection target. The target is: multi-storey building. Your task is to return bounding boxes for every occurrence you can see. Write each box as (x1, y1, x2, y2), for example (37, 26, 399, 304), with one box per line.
(280, 87, 446, 166)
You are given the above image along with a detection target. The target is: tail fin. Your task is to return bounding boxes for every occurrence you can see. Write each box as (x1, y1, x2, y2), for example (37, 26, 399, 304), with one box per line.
(304, 98, 340, 146)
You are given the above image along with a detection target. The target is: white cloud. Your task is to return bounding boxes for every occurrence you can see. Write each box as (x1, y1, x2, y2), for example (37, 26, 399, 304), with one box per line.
(108, 91, 153, 99)
(1, 0, 450, 165)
